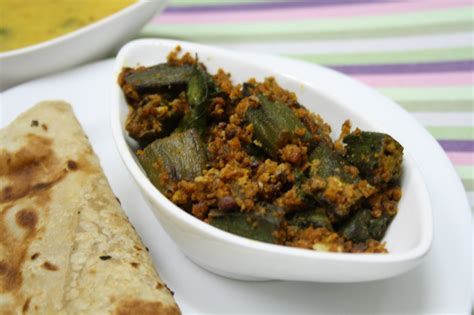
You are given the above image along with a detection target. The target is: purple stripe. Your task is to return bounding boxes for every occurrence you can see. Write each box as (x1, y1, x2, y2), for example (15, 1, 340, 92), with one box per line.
(438, 140, 474, 152)
(329, 60, 474, 75)
(164, 0, 394, 13)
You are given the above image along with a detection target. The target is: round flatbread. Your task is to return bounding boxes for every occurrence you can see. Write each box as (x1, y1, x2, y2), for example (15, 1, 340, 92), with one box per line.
(0, 101, 180, 315)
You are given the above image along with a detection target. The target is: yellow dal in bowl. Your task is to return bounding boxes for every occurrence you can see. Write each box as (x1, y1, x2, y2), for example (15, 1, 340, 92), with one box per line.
(0, 0, 136, 52)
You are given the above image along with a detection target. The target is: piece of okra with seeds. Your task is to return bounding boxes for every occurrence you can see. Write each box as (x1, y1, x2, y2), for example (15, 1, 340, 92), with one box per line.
(303, 142, 376, 219)
(176, 65, 209, 136)
(287, 207, 333, 231)
(208, 203, 285, 244)
(343, 130, 403, 186)
(338, 208, 390, 243)
(124, 63, 194, 93)
(138, 129, 208, 193)
(245, 94, 311, 158)
(126, 97, 184, 145)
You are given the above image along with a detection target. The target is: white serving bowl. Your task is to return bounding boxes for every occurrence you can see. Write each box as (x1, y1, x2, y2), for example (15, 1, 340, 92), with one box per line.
(111, 39, 433, 282)
(0, 0, 168, 91)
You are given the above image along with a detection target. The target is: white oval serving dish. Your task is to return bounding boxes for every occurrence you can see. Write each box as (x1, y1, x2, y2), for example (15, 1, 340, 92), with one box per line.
(111, 39, 433, 282)
(0, 0, 168, 91)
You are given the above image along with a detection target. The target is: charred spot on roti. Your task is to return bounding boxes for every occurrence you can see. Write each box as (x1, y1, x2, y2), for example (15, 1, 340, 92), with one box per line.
(30, 120, 39, 127)
(0, 134, 68, 203)
(0, 135, 51, 175)
(67, 160, 78, 170)
(155, 282, 164, 290)
(15, 209, 38, 230)
(133, 245, 142, 251)
(115, 299, 180, 315)
(32, 182, 49, 190)
(32, 176, 65, 192)
(22, 297, 31, 313)
(30, 253, 40, 260)
(130, 262, 139, 269)
(2, 186, 13, 200)
(99, 255, 112, 261)
(0, 260, 22, 292)
(115, 196, 121, 204)
(0, 207, 33, 294)
(41, 124, 48, 131)
(41, 261, 58, 271)
(0, 261, 7, 274)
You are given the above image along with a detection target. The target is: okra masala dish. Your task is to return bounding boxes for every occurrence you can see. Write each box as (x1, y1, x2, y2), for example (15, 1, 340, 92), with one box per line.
(118, 48, 404, 254)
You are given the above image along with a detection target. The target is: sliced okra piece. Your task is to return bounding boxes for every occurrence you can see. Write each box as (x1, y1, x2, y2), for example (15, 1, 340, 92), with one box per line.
(343, 131, 403, 186)
(176, 65, 209, 136)
(287, 208, 333, 230)
(305, 143, 375, 218)
(124, 63, 194, 93)
(338, 208, 390, 243)
(368, 214, 390, 241)
(138, 129, 208, 193)
(245, 94, 310, 158)
(126, 98, 183, 145)
(208, 203, 284, 244)
(309, 142, 358, 183)
(338, 208, 371, 243)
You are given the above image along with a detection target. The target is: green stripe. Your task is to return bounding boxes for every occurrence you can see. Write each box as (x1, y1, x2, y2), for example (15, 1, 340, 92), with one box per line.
(142, 21, 472, 41)
(379, 86, 473, 101)
(143, 8, 472, 41)
(426, 126, 474, 140)
(398, 100, 474, 112)
(456, 166, 474, 179)
(289, 47, 473, 65)
(462, 178, 474, 191)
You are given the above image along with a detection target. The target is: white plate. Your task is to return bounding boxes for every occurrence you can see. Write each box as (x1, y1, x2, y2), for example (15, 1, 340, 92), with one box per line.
(0, 56, 471, 314)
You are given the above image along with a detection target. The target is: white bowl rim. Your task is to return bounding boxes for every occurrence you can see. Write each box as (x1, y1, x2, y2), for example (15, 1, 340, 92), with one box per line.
(0, 0, 163, 59)
(111, 38, 433, 265)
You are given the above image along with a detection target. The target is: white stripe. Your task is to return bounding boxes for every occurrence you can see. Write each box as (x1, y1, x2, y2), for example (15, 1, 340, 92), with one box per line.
(212, 32, 473, 55)
(412, 112, 474, 126)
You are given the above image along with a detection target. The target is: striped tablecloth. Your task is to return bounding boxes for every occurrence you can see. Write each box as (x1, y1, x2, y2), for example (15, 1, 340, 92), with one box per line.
(140, 0, 473, 208)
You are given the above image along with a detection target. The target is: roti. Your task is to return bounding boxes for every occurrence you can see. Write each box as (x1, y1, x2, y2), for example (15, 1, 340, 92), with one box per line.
(0, 101, 180, 315)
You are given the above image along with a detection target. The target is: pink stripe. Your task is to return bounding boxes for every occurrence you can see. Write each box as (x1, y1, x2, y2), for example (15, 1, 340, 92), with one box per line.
(351, 72, 473, 87)
(447, 152, 474, 165)
(154, 0, 470, 24)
